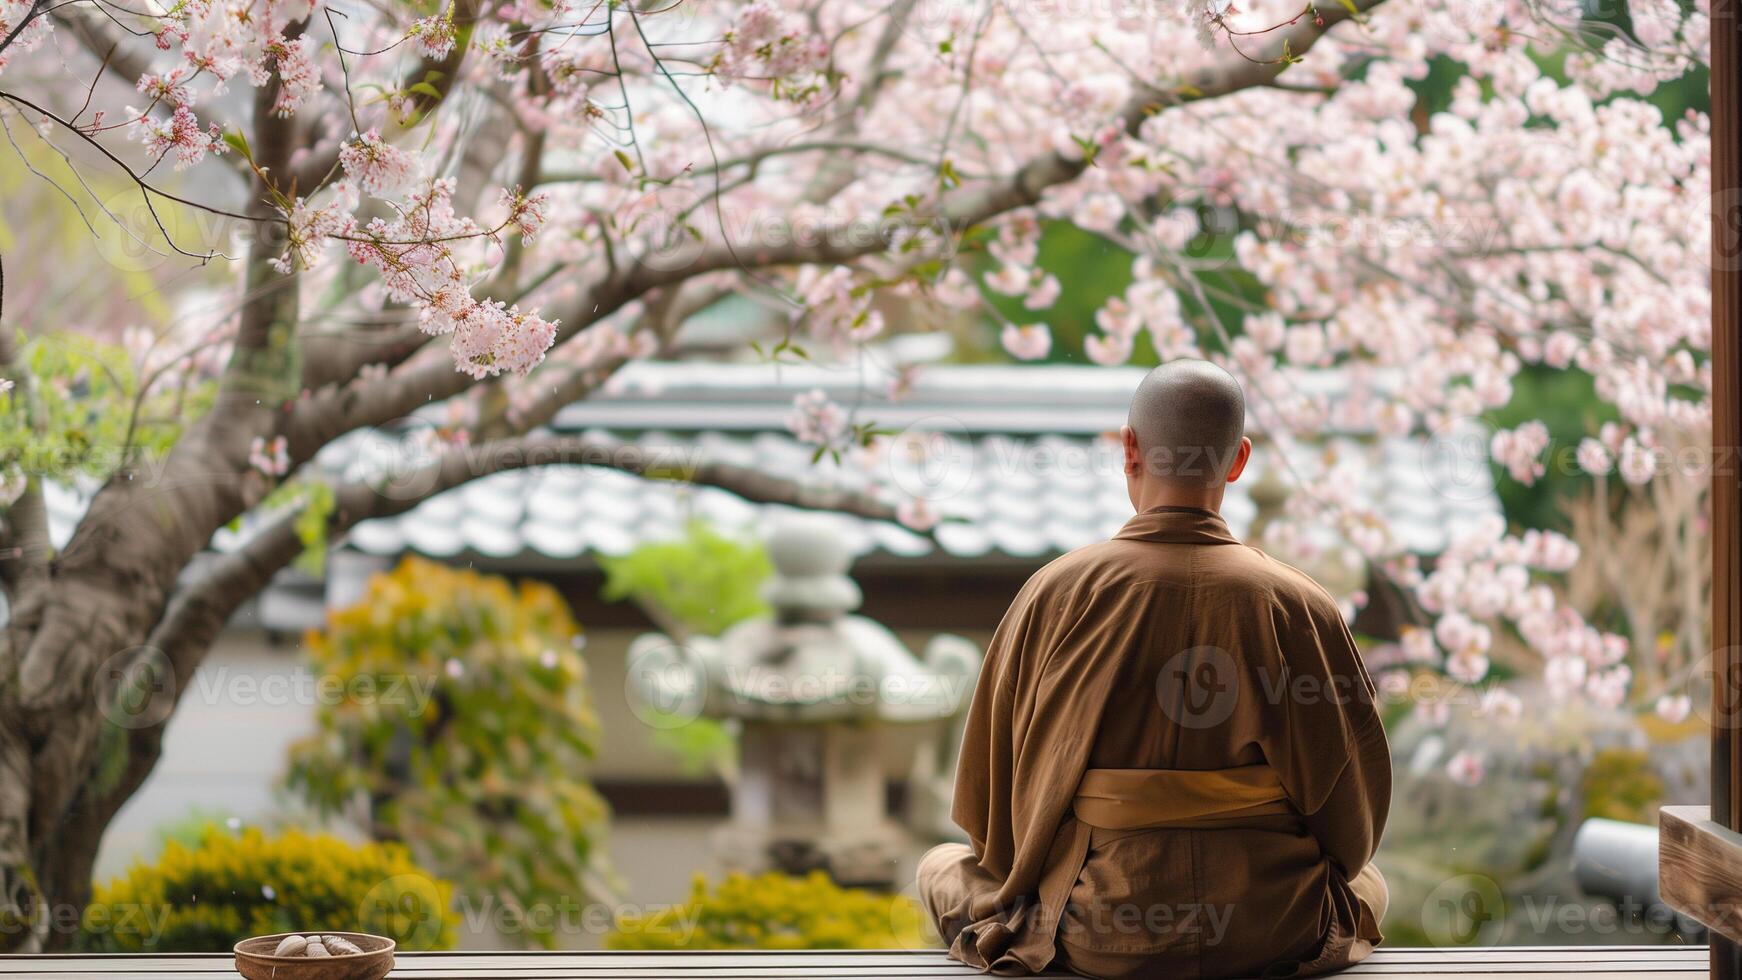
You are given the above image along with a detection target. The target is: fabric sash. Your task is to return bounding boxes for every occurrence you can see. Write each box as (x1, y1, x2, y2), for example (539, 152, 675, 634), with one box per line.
(1005, 764, 1295, 971)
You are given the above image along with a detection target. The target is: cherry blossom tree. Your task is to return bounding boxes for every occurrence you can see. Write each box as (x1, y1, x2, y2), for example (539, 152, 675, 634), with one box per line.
(0, 0, 1714, 950)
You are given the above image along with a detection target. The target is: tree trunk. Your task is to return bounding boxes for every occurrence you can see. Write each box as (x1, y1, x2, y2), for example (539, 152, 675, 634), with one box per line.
(0, 586, 189, 953)
(0, 408, 264, 953)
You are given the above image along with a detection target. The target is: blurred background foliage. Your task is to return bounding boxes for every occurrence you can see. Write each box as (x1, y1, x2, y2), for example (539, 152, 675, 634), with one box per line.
(80, 825, 457, 952)
(598, 519, 773, 637)
(0, 329, 211, 486)
(285, 557, 612, 949)
(606, 871, 931, 951)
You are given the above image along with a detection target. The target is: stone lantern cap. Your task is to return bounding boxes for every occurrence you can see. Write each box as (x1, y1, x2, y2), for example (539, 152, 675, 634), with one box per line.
(627, 517, 979, 725)
(761, 520, 862, 621)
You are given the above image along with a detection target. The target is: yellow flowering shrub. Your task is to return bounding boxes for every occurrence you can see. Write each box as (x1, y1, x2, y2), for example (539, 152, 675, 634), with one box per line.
(285, 556, 610, 949)
(606, 872, 933, 950)
(1580, 747, 1666, 824)
(80, 825, 455, 952)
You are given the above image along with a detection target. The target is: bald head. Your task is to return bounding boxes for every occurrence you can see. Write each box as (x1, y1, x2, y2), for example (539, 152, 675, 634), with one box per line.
(1126, 359, 1247, 489)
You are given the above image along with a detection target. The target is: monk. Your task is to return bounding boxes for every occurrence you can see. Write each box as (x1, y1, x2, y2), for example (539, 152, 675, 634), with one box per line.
(916, 359, 1391, 980)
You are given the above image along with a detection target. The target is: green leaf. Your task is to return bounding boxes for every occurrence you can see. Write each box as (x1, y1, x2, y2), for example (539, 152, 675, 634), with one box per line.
(291, 480, 336, 576)
(222, 129, 253, 162)
(939, 158, 961, 190)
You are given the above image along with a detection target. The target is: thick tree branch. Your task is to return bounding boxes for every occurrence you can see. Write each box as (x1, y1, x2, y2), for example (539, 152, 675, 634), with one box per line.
(632, 0, 1380, 294)
(148, 427, 908, 676)
(212, 19, 307, 434)
(280, 0, 1380, 467)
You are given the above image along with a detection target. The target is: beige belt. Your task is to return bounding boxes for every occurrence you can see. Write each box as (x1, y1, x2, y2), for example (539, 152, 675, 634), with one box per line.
(1005, 764, 1295, 972)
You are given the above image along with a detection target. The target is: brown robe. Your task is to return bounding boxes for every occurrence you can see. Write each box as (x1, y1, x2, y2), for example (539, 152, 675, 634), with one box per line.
(919, 506, 1391, 980)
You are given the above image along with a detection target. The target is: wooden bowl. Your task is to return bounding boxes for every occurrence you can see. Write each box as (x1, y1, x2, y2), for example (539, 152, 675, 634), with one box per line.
(233, 932, 396, 980)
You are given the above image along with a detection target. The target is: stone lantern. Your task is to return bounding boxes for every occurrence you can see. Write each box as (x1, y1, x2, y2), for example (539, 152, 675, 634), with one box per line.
(626, 517, 981, 889)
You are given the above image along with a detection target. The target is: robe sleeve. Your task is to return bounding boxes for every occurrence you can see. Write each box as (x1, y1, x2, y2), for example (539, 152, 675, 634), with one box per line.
(1255, 581, 1392, 877)
(949, 572, 1036, 870)
(950, 565, 1128, 885)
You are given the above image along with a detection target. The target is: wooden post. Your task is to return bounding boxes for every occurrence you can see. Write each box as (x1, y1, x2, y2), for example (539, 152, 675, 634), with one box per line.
(1712, 1, 1742, 977)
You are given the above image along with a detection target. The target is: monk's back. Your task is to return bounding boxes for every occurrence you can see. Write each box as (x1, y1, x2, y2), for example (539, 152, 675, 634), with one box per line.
(1032, 533, 1336, 772)
(1010, 525, 1364, 978)
(919, 365, 1389, 980)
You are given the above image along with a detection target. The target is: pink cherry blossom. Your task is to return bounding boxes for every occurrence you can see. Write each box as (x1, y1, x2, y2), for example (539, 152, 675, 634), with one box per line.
(1446, 750, 1486, 787)
(787, 389, 849, 453)
(1085, 332, 1133, 367)
(1001, 324, 1052, 361)
(410, 12, 458, 59)
(248, 436, 290, 477)
(340, 130, 418, 198)
(1491, 422, 1551, 485)
(1656, 693, 1693, 724)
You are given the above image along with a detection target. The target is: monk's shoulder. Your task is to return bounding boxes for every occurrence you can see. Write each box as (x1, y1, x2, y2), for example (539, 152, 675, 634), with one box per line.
(1018, 538, 1142, 602)
(1212, 544, 1346, 621)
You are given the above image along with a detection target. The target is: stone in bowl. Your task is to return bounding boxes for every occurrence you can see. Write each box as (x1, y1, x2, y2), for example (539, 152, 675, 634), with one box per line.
(233, 931, 395, 980)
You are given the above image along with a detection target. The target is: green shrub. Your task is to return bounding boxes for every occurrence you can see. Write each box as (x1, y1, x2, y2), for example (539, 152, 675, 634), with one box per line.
(286, 556, 611, 948)
(81, 825, 455, 952)
(606, 871, 932, 950)
(598, 519, 772, 635)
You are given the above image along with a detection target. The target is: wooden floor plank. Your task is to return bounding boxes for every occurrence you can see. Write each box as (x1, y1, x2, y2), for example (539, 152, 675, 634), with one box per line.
(0, 946, 1708, 978)
(3, 946, 1703, 966)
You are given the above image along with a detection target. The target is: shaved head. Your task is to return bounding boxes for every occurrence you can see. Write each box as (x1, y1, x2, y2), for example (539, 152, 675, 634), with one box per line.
(1126, 359, 1247, 489)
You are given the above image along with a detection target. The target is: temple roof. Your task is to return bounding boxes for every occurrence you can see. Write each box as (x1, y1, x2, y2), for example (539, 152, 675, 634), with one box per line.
(311, 361, 1500, 567)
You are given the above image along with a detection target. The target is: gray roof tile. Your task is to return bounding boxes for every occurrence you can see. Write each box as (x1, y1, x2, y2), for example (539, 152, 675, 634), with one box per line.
(39, 363, 1505, 570)
(320, 363, 1502, 565)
